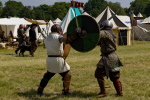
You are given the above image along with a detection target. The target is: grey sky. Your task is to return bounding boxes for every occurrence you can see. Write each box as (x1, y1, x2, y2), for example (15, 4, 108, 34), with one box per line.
(1, 0, 134, 8)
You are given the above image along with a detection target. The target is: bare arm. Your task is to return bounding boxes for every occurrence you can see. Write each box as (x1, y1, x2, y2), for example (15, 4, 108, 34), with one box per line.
(59, 27, 81, 44)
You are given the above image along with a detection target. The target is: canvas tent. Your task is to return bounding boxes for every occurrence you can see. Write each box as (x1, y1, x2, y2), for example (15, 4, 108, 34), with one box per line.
(37, 20, 54, 39)
(130, 16, 150, 41)
(142, 16, 150, 23)
(53, 18, 62, 25)
(117, 13, 150, 41)
(0, 17, 31, 38)
(137, 12, 143, 18)
(0, 17, 50, 41)
(96, 6, 131, 45)
(60, 7, 81, 33)
(132, 23, 150, 41)
(82, 12, 90, 16)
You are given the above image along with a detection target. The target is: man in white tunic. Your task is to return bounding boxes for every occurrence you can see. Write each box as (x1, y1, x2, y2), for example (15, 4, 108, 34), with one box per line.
(37, 24, 81, 96)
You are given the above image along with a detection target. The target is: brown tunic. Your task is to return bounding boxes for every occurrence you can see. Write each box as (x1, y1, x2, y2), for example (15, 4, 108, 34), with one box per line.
(97, 29, 123, 72)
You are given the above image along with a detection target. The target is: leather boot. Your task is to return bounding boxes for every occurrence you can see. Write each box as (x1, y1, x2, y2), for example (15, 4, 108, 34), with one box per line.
(96, 79, 106, 97)
(62, 72, 71, 95)
(37, 78, 48, 96)
(37, 86, 44, 96)
(37, 72, 55, 95)
(113, 79, 123, 96)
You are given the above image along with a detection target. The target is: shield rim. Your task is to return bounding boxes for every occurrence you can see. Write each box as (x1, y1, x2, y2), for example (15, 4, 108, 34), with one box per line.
(67, 15, 100, 52)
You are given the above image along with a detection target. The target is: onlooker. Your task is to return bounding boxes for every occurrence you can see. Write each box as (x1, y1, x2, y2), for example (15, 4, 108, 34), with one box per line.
(29, 24, 38, 57)
(15, 24, 26, 54)
(0, 31, 5, 42)
(8, 30, 14, 44)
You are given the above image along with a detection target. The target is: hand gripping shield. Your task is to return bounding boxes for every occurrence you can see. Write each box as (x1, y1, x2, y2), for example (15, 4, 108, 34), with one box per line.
(67, 15, 100, 52)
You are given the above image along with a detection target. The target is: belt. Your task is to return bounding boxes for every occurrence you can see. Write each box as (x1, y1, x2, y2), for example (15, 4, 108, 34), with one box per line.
(48, 55, 63, 58)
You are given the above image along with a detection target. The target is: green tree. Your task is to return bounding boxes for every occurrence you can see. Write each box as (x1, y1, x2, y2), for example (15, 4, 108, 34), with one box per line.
(144, 2, 150, 17)
(83, 0, 107, 18)
(33, 4, 52, 20)
(1, 0, 24, 17)
(107, 2, 126, 15)
(0, 1, 3, 17)
(18, 6, 34, 18)
(129, 0, 150, 17)
(50, 2, 70, 20)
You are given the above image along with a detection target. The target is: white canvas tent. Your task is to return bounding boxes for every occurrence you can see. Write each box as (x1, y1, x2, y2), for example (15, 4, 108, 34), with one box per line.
(60, 7, 81, 33)
(0, 17, 51, 41)
(0, 17, 31, 38)
(53, 18, 62, 25)
(142, 16, 150, 23)
(96, 6, 131, 45)
(38, 20, 54, 38)
(137, 12, 143, 18)
(82, 12, 90, 16)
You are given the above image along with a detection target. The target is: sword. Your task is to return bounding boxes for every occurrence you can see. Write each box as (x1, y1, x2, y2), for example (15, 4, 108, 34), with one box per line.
(108, 9, 120, 21)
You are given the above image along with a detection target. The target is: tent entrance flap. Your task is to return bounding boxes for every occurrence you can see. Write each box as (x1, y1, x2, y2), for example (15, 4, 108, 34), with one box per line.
(119, 30, 127, 45)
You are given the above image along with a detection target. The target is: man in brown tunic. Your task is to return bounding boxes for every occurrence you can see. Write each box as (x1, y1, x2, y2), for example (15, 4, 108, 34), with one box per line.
(95, 20, 123, 97)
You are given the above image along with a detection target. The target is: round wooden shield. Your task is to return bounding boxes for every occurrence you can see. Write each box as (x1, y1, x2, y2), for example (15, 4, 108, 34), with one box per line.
(67, 15, 100, 52)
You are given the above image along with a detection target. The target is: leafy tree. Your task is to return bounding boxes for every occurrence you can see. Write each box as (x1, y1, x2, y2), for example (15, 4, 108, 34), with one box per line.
(83, 0, 107, 18)
(18, 6, 34, 18)
(0, 1, 3, 17)
(129, 0, 150, 17)
(50, 2, 70, 20)
(107, 2, 126, 15)
(144, 2, 150, 17)
(83, 0, 127, 17)
(1, 0, 24, 17)
(33, 4, 52, 20)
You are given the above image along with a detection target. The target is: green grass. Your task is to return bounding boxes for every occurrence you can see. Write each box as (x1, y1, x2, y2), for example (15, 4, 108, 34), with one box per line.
(0, 41, 150, 100)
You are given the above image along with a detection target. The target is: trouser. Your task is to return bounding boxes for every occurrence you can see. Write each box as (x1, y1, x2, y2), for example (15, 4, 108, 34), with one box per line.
(95, 67, 123, 96)
(30, 41, 38, 55)
(38, 70, 71, 93)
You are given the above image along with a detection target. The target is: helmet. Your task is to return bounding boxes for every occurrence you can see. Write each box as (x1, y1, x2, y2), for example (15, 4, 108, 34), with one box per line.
(51, 24, 62, 32)
(101, 20, 113, 28)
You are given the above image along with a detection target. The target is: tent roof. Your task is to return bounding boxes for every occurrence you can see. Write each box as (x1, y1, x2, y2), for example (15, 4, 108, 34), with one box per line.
(117, 15, 131, 27)
(142, 16, 150, 23)
(60, 7, 81, 33)
(82, 12, 90, 16)
(133, 14, 137, 17)
(95, 6, 129, 29)
(53, 18, 62, 25)
(49, 20, 54, 26)
(136, 12, 143, 18)
(0, 17, 31, 25)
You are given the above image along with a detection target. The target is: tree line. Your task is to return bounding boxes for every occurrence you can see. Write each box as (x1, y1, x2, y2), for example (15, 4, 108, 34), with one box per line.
(0, 0, 149, 22)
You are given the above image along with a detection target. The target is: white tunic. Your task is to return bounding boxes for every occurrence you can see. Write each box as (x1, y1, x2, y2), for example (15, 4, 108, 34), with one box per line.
(44, 32, 70, 73)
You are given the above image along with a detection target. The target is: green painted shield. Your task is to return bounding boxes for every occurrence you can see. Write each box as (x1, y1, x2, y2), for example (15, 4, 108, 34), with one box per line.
(67, 15, 100, 52)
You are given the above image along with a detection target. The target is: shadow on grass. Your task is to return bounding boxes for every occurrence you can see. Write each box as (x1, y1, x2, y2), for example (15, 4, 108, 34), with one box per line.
(17, 89, 96, 100)
(3, 53, 32, 57)
(3, 53, 14, 55)
(15, 55, 32, 57)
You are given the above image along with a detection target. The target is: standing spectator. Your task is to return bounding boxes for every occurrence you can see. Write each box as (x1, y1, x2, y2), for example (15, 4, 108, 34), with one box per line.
(29, 24, 38, 57)
(0, 31, 5, 42)
(8, 30, 14, 44)
(15, 24, 26, 54)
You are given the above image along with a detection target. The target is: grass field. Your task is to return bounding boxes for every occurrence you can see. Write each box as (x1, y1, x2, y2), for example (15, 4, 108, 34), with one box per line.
(0, 41, 150, 100)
